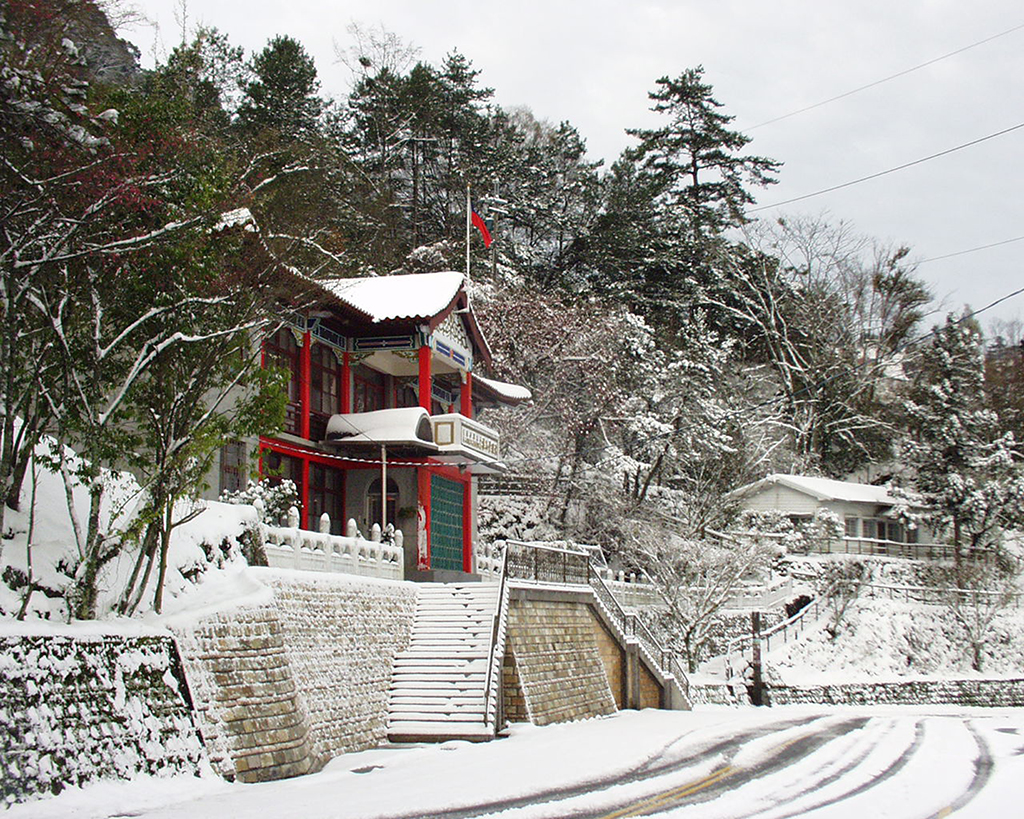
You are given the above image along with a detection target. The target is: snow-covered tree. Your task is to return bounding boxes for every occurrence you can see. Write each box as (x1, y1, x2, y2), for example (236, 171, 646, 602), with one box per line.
(902, 314, 1024, 565)
(623, 525, 776, 672)
(626, 66, 779, 237)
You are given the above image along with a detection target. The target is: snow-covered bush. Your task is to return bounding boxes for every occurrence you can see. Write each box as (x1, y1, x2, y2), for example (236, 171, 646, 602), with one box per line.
(220, 479, 300, 526)
(477, 496, 557, 544)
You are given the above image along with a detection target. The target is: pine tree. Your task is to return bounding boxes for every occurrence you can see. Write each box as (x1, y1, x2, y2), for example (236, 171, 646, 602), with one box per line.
(903, 314, 1024, 564)
(238, 35, 323, 135)
(626, 66, 779, 237)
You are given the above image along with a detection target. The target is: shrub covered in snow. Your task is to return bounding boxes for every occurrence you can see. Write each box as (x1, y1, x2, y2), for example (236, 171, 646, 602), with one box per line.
(0, 436, 263, 621)
(220, 479, 300, 527)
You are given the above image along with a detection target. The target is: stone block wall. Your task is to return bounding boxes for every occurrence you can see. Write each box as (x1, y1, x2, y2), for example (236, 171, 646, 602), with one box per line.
(505, 595, 617, 726)
(172, 602, 317, 783)
(591, 609, 625, 708)
(258, 569, 417, 759)
(0, 630, 204, 806)
(765, 677, 1024, 707)
(171, 568, 417, 783)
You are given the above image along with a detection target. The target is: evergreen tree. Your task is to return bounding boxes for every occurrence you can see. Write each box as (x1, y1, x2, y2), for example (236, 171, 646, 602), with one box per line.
(238, 35, 323, 135)
(903, 314, 1024, 565)
(626, 66, 779, 236)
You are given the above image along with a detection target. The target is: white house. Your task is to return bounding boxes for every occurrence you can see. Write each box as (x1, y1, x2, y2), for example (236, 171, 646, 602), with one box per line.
(727, 474, 942, 557)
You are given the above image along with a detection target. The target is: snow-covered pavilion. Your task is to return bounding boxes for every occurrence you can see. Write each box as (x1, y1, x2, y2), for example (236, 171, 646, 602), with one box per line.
(217, 270, 530, 580)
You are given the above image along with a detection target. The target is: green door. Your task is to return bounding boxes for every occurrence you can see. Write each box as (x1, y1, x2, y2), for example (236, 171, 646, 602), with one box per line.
(430, 475, 464, 571)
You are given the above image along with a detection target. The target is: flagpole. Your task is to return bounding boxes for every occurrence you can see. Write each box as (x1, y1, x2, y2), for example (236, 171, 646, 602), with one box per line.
(465, 183, 471, 288)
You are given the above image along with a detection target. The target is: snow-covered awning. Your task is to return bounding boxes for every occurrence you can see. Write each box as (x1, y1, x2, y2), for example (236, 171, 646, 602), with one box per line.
(323, 408, 438, 455)
(473, 373, 532, 406)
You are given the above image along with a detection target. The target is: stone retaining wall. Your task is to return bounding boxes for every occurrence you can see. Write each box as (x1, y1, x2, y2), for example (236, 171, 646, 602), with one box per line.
(504, 596, 617, 725)
(0, 630, 204, 806)
(765, 677, 1024, 707)
(171, 569, 417, 783)
(171, 602, 316, 783)
(688, 681, 751, 707)
(258, 569, 417, 759)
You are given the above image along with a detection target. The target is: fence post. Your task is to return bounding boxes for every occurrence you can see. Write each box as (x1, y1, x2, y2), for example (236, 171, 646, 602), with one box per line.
(750, 611, 764, 706)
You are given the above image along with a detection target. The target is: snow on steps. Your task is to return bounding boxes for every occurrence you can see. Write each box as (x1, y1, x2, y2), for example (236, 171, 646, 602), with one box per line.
(387, 583, 502, 743)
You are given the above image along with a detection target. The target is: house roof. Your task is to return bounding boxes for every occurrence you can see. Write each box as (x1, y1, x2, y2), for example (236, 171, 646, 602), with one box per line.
(318, 271, 465, 323)
(473, 373, 533, 405)
(728, 474, 902, 506)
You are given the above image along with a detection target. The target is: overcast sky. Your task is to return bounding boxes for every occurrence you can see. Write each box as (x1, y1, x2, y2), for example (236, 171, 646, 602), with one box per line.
(122, 1, 1024, 332)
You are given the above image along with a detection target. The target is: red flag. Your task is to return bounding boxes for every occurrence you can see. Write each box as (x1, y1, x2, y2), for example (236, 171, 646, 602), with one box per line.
(471, 210, 493, 248)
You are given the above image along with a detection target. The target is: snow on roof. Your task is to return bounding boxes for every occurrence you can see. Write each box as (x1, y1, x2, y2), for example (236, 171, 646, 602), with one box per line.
(324, 407, 438, 451)
(318, 271, 464, 323)
(730, 474, 901, 506)
(473, 373, 532, 403)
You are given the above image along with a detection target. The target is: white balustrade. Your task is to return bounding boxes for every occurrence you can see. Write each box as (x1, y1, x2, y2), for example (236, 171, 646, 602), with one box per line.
(261, 513, 403, 580)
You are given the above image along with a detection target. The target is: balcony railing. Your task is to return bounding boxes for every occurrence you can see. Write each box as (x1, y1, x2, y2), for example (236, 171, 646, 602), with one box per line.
(430, 413, 504, 471)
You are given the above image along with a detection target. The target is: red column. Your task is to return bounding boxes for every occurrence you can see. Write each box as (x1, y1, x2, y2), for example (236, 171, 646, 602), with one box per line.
(460, 371, 472, 418)
(462, 478, 473, 573)
(418, 345, 432, 411)
(341, 351, 351, 413)
(417, 467, 431, 570)
(300, 331, 311, 440)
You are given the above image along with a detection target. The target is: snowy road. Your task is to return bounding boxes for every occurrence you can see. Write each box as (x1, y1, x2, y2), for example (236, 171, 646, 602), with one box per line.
(10, 706, 1024, 819)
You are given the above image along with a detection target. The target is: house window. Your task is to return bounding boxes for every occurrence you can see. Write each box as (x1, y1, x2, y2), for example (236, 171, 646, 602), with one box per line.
(354, 365, 386, 413)
(219, 440, 247, 495)
(309, 463, 344, 534)
(862, 519, 879, 540)
(366, 477, 399, 532)
(310, 344, 342, 440)
(264, 328, 302, 435)
(844, 517, 859, 538)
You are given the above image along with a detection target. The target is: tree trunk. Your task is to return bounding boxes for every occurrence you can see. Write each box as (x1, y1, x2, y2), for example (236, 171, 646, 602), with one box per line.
(71, 479, 106, 620)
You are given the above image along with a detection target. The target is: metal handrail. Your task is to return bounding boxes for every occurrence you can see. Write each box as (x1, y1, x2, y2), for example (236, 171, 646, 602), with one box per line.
(588, 567, 690, 699)
(500, 539, 691, 700)
(482, 542, 511, 731)
(723, 595, 822, 675)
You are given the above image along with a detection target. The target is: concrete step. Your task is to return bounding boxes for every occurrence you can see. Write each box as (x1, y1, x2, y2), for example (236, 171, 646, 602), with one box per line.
(388, 709, 485, 722)
(387, 721, 494, 743)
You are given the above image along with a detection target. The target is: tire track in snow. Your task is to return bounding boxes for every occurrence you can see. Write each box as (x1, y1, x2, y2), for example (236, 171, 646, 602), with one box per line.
(924, 720, 993, 819)
(577, 717, 871, 819)
(738, 717, 926, 819)
(374, 715, 824, 819)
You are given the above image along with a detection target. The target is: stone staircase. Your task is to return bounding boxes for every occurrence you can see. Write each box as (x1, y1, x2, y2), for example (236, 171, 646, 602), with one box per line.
(387, 583, 502, 743)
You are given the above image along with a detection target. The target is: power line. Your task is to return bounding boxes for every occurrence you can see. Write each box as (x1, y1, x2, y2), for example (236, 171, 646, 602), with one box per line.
(749, 120, 1024, 213)
(746, 22, 1024, 131)
(917, 234, 1024, 265)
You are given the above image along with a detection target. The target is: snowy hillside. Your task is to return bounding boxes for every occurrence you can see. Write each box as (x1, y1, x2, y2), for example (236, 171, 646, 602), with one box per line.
(0, 435, 256, 623)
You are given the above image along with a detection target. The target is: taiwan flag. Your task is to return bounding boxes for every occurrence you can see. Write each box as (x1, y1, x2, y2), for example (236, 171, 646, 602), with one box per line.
(471, 209, 493, 248)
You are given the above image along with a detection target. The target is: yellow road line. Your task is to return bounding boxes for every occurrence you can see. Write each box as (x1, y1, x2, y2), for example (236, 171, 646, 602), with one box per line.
(595, 731, 814, 819)
(596, 766, 735, 819)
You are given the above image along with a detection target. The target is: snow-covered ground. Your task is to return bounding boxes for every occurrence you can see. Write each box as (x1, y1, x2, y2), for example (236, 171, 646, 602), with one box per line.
(6, 705, 1023, 818)
(769, 597, 1024, 684)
